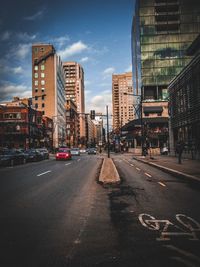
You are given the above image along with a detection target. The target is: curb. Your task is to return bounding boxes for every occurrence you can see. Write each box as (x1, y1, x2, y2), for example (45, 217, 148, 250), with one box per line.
(99, 157, 120, 184)
(132, 157, 200, 183)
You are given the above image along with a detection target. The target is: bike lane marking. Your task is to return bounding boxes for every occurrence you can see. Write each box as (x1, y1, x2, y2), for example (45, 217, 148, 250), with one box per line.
(37, 170, 52, 176)
(136, 167, 141, 171)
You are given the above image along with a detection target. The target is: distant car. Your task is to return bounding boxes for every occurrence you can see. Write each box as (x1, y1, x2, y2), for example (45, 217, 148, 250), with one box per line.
(80, 148, 86, 153)
(56, 148, 72, 160)
(70, 148, 80, 156)
(87, 148, 97, 155)
(37, 148, 49, 159)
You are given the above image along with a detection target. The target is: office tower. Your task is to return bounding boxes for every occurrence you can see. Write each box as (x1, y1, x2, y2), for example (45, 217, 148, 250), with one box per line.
(132, 0, 200, 100)
(112, 72, 134, 131)
(131, 0, 200, 150)
(32, 44, 66, 149)
(63, 62, 86, 143)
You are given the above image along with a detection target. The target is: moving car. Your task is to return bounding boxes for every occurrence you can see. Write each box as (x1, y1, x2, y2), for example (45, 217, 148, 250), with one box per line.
(87, 148, 97, 155)
(56, 148, 72, 160)
(70, 148, 80, 156)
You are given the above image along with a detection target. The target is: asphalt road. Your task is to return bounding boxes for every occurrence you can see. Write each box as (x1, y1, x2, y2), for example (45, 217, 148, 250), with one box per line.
(0, 153, 200, 267)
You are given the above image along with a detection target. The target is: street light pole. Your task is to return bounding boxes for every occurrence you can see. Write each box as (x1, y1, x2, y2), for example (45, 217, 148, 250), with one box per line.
(106, 105, 110, 158)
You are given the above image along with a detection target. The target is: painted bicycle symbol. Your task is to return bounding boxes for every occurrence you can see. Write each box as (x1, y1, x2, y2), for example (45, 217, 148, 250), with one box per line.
(138, 214, 200, 241)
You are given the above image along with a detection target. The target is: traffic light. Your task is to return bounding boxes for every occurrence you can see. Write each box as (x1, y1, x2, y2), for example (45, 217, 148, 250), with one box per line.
(90, 110, 95, 120)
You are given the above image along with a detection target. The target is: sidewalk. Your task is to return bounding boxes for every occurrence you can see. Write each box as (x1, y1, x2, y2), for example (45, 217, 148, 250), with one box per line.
(131, 154, 200, 182)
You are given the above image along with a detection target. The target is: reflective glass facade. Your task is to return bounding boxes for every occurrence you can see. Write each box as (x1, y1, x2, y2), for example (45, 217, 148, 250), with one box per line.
(132, 0, 200, 101)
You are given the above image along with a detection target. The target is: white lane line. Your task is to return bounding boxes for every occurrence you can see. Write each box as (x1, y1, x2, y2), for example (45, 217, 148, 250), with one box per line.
(136, 167, 141, 171)
(65, 163, 72, 166)
(158, 182, 166, 187)
(130, 164, 134, 167)
(165, 245, 200, 263)
(145, 172, 152, 177)
(37, 170, 51, 176)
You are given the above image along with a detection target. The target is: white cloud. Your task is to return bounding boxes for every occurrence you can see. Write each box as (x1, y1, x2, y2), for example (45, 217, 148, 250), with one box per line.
(86, 90, 112, 114)
(13, 66, 23, 74)
(16, 32, 37, 41)
(0, 82, 31, 102)
(102, 67, 115, 79)
(58, 41, 88, 60)
(14, 43, 32, 60)
(1, 31, 11, 41)
(80, 57, 89, 63)
(53, 35, 70, 48)
(24, 9, 45, 21)
(125, 64, 132, 72)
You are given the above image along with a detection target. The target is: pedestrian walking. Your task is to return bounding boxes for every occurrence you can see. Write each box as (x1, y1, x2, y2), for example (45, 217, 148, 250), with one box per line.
(176, 140, 185, 164)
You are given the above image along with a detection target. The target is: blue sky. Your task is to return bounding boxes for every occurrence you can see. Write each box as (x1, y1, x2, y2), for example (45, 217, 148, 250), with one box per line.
(0, 0, 135, 113)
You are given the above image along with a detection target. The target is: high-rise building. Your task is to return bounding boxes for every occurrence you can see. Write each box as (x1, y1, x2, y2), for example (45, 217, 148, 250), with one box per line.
(32, 43, 66, 149)
(132, 0, 200, 99)
(112, 72, 134, 131)
(63, 62, 86, 145)
(131, 0, 200, 150)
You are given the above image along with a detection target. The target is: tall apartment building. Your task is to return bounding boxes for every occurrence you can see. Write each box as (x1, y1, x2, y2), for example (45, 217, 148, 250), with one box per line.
(32, 44, 66, 149)
(131, 0, 200, 149)
(112, 72, 134, 131)
(63, 62, 86, 144)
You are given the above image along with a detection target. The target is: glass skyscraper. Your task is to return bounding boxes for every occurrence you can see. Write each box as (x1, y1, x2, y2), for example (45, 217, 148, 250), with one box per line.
(132, 0, 200, 101)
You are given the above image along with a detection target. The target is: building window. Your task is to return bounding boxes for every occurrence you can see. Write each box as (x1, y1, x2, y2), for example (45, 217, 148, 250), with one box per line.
(42, 103, 45, 108)
(35, 88, 38, 92)
(35, 103, 38, 109)
(34, 80, 38, 86)
(42, 111, 45, 115)
(41, 72, 45, 78)
(35, 96, 38, 100)
(34, 47, 38, 54)
(41, 65, 45, 70)
(40, 47, 45, 52)
(34, 73, 38, 78)
(42, 95, 45, 100)
(41, 80, 45, 85)
(41, 87, 45, 92)
(34, 65, 38, 70)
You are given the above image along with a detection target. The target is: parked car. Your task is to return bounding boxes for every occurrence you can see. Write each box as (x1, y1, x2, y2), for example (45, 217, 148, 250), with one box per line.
(56, 148, 72, 160)
(0, 149, 26, 166)
(37, 148, 49, 159)
(87, 148, 97, 155)
(24, 149, 44, 162)
(80, 148, 87, 154)
(70, 148, 80, 156)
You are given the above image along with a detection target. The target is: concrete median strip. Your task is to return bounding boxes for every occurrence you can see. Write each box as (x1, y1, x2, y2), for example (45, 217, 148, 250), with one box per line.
(99, 157, 120, 184)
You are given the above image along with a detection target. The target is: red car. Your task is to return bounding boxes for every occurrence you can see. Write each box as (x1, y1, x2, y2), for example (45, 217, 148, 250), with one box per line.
(56, 148, 72, 160)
